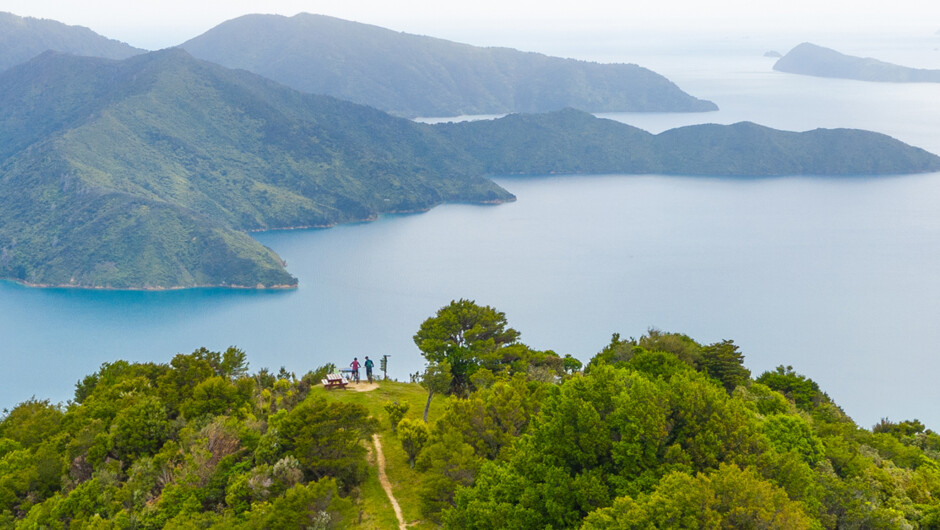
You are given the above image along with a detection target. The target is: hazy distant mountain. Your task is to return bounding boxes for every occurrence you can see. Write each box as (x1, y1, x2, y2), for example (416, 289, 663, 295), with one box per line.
(2, 50, 936, 290)
(774, 42, 940, 82)
(181, 13, 718, 117)
(0, 11, 142, 71)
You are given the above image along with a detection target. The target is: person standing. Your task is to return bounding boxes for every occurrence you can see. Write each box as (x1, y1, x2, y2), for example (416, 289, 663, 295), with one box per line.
(364, 356, 375, 383)
(350, 357, 361, 383)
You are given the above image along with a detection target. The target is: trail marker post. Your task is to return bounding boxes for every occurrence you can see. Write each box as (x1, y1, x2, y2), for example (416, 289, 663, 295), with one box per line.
(380, 355, 389, 381)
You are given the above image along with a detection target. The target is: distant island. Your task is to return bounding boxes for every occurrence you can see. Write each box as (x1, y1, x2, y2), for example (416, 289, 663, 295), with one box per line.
(1, 50, 938, 290)
(180, 13, 719, 117)
(764, 50, 783, 58)
(773, 42, 940, 82)
(0, 11, 142, 71)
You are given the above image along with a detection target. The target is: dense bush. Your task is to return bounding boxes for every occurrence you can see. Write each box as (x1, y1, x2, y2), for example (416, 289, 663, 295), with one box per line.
(4, 308, 940, 529)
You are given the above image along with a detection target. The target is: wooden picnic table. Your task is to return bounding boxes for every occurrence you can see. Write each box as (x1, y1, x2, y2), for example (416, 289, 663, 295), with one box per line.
(321, 373, 349, 390)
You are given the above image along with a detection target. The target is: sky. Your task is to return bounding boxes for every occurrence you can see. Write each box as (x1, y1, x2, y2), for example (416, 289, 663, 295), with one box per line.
(4, 0, 938, 51)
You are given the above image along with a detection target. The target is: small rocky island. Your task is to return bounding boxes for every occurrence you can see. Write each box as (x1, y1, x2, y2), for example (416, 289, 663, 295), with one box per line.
(773, 42, 940, 82)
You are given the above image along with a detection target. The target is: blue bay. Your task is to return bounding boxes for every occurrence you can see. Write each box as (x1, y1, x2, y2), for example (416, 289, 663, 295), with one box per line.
(2, 33, 938, 429)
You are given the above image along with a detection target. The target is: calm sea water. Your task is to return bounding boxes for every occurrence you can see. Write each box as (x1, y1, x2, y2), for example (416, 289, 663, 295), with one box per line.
(2, 32, 938, 429)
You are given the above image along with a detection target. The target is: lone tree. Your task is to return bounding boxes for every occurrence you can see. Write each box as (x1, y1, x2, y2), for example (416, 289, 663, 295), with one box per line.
(397, 418, 430, 468)
(413, 299, 519, 397)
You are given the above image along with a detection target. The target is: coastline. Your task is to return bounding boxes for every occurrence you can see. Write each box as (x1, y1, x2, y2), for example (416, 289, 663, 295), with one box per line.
(3, 279, 299, 291)
(5, 196, 516, 291)
(246, 195, 517, 234)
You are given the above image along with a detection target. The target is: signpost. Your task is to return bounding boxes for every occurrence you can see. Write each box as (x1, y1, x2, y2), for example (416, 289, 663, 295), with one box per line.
(380, 355, 389, 381)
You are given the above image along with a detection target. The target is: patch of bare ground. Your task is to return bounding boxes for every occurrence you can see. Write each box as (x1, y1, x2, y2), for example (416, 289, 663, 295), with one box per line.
(372, 434, 406, 529)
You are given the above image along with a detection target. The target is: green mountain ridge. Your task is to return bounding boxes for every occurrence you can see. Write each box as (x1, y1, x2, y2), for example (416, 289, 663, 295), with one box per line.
(0, 49, 510, 289)
(439, 110, 940, 176)
(0, 11, 142, 72)
(1, 49, 938, 290)
(180, 13, 719, 117)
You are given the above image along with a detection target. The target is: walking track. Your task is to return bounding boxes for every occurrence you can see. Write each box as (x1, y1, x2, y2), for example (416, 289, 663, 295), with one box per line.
(372, 433, 406, 529)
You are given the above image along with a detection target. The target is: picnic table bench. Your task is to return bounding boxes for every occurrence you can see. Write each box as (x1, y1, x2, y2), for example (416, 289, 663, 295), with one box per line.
(321, 373, 349, 390)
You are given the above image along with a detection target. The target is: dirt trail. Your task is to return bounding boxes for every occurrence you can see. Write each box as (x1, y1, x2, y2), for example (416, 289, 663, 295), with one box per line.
(372, 434, 406, 529)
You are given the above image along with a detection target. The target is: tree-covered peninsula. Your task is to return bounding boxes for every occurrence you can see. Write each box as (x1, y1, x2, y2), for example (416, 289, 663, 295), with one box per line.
(2, 50, 938, 289)
(0, 49, 510, 289)
(439, 108, 940, 176)
(3, 301, 940, 528)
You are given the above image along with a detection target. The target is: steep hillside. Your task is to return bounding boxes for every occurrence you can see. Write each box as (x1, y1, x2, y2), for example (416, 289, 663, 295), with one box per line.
(181, 13, 718, 117)
(0, 50, 510, 289)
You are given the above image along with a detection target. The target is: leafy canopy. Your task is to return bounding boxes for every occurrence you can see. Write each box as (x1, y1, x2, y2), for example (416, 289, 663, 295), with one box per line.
(413, 299, 520, 396)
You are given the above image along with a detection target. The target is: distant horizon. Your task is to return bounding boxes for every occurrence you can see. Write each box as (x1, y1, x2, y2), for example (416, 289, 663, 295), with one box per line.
(3, 1, 938, 52)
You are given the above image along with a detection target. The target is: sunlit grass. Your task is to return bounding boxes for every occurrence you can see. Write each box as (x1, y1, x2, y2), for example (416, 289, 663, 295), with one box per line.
(315, 379, 443, 528)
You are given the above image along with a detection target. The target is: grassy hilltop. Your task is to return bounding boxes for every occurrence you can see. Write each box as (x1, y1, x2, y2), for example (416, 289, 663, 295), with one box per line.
(4, 303, 940, 528)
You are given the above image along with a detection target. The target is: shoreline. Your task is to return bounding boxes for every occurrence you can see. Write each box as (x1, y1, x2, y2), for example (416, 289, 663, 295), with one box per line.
(246, 196, 516, 234)
(4, 197, 516, 292)
(3, 279, 299, 292)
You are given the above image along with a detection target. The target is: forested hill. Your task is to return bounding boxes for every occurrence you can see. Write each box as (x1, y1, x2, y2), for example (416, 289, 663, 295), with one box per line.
(773, 42, 940, 83)
(0, 49, 509, 289)
(435, 109, 940, 176)
(180, 13, 719, 117)
(1, 50, 938, 290)
(0, 11, 142, 72)
(2, 308, 940, 528)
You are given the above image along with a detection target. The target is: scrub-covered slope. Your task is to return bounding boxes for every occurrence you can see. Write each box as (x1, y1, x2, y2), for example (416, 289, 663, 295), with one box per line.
(436, 109, 940, 176)
(0, 49, 510, 289)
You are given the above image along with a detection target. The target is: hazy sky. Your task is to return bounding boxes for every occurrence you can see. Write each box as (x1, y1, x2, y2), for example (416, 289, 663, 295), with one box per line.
(5, 0, 938, 51)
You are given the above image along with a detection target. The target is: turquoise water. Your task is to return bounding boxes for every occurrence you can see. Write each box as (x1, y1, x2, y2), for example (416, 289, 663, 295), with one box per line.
(2, 33, 939, 429)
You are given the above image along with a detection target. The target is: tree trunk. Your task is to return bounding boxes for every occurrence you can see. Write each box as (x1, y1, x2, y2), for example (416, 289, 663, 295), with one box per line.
(423, 389, 433, 422)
